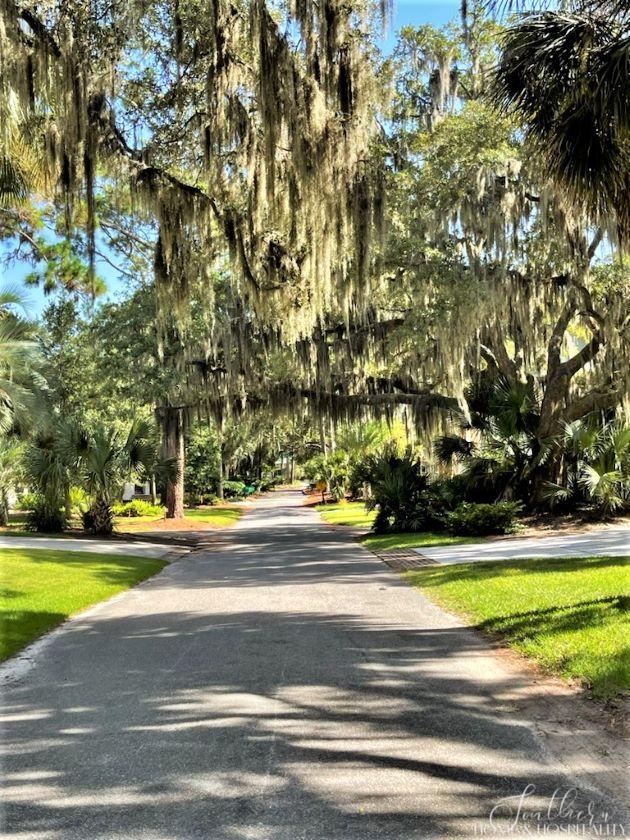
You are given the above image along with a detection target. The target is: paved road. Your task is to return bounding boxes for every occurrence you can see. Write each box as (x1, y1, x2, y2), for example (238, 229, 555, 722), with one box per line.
(1, 493, 625, 839)
(416, 526, 630, 565)
(0, 535, 173, 558)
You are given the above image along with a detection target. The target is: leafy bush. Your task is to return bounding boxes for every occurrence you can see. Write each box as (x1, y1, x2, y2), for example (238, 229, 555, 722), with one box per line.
(111, 500, 165, 518)
(184, 492, 220, 507)
(447, 502, 521, 536)
(27, 499, 67, 533)
(15, 492, 39, 511)
(184, 492, 203, 507)
(222, 480, 247, 499)
(69, 486, 90, 514)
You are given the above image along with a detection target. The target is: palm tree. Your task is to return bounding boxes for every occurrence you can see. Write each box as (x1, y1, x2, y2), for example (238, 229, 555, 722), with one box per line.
(25, 418, 163, 535)
(0, 287, 41, 434)
(77, 420, 157, 535)
(24, 420, 76, 532)
(543, 419, 630, 515)
(434, 376, 542, 502)
(0, 437, 24, 525)
(490, 4, 630, 242)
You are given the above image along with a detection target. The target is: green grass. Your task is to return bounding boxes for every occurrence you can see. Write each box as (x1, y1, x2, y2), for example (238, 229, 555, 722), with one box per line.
(184, 506, 242, 526)
(362, 531, 475, 551)
(316, 502, 476, 549)
(316, 501, 376, 528)
(0, 548, 166, 661)
(407, 555, 629, 697)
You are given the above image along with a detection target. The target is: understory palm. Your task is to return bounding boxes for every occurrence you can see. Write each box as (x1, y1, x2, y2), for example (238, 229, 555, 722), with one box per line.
(76, 420, 157, 535)
(0, 288, 41, 434)
(543, 421, 630, 515)
(434, 376, 543, 503)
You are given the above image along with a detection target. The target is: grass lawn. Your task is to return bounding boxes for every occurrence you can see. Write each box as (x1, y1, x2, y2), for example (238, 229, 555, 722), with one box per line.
(316, 501, 376, 528)
(407, 555, 629, 697)
(316, 502, 476, 550)
(0, 548, 166, 661)
(362, 532, 475, 551)
(184, 506, 242, 526)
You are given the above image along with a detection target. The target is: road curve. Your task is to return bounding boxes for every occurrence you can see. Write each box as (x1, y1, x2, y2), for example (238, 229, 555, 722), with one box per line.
(1, 491, 625, 839)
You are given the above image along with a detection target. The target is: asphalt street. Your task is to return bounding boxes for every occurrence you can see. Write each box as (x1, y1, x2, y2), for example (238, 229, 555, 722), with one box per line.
(1, 492, 625, 839)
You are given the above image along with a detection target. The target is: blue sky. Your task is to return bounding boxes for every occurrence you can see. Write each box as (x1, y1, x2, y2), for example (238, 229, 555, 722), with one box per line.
(1, 0, 461, 316)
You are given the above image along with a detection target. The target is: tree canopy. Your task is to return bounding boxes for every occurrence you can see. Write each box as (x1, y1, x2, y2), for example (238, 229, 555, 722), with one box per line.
(1, 0, 628, 517)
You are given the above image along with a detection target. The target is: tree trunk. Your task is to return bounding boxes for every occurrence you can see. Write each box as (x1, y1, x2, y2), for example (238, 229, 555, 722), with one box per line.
(319, 416, 328, 456)
(0, 489, 8, 526)
(162, 406, 185, 518)
(217, 453, 224, 501)
(150, 475, 157, 506)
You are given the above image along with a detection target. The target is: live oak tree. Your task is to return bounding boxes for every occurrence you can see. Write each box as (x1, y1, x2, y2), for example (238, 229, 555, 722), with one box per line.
(1, 0, 392, 514)
(2, 0, 628, 514)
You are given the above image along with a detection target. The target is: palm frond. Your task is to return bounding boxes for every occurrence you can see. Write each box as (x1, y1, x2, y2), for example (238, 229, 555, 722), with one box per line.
(490, 10, 630, 238)
(433, 434, 476, 464)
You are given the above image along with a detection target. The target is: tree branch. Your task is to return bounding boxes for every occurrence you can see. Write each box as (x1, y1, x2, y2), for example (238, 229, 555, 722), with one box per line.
(547, 297, 576, 371)
(565, 384, 623, 423)
(560, 336, 601, 379)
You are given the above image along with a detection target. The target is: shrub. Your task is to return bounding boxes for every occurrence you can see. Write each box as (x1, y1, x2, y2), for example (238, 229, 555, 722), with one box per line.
(447, 502, 521, 536)
(69, 486, 90, 514)
(222, 480, 247, 499)
(15, 492, 39, 511)
(364, 447, 432, 533)
(111, 500, 165, 518)
(27, 500, 67, 533)
(184, 492, 203, 507)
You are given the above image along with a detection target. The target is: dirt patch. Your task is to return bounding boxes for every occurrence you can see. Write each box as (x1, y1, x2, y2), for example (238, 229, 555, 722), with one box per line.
(510, 512, 629, 539)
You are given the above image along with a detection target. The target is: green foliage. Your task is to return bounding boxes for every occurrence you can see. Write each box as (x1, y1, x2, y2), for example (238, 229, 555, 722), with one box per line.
(447, 501, 520, 536)
(24, 420, 77, 529)
(491, 10, 630, 236)
(542, 420, 630, 517)
(14, 491, 38, 511)
(222, 480, 247, 499)
(0, 437, 24, 524)
(26, 498, 67, 533)
(0, 288, 41, 434)
(68, 485, 90, 514)
(111, 500, 165, 518)
(24, 239, 106, 297)
(184, 492, 219, 507)
(304, 451, 351, 501)
(185, 427, 220, 496)
(363, 447, 433, 533)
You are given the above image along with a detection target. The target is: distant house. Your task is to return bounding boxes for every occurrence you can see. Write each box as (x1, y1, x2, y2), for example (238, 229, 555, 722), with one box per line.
(122, 481, 152, 502)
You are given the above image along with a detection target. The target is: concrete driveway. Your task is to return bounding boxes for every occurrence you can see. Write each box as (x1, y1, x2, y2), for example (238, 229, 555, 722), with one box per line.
(416, 525, 629, 565)
(0, 535, 173, 559)
(1, 492, 626, 839)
